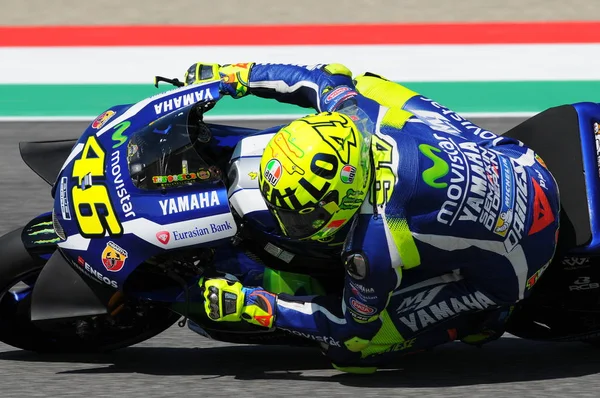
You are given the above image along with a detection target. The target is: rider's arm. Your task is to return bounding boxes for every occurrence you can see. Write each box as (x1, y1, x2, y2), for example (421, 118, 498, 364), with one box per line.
(247, 64, 514, 147)
(187, 62, 384, 115)
(273, 214, 400, 353)
(246, 63, 363, 112)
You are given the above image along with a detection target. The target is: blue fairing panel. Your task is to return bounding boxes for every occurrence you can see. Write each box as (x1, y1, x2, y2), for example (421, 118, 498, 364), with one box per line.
(573, 102, 600, 251)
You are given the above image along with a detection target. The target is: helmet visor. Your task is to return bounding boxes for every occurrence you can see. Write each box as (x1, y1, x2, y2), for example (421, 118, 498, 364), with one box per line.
(267, 191, 340, 239)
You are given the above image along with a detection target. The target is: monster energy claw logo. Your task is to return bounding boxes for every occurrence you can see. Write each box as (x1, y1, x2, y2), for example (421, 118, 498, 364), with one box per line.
(419, 144, 449, 189)
(340, 188, 364, 210)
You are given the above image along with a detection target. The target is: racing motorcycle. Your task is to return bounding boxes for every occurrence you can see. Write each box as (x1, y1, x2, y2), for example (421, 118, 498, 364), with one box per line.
(1, 77, 600, 362)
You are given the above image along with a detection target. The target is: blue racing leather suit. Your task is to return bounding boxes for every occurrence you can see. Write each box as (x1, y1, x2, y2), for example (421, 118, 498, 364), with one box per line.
(235, 63, 560, 364)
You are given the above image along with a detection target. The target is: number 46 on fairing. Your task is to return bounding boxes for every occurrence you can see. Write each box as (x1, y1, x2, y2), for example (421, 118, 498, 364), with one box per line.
(70, 135, 123, 237)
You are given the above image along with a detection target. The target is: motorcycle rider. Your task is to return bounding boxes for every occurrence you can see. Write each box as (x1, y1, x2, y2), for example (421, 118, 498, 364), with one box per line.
(186, 62, 560, 373)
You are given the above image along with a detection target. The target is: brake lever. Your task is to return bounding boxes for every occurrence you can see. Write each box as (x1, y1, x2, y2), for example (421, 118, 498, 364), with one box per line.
(154, 76, 185, 88)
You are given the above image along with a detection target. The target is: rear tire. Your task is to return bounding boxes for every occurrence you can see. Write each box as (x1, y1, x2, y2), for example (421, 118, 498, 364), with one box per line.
(0, 227, 179, 353)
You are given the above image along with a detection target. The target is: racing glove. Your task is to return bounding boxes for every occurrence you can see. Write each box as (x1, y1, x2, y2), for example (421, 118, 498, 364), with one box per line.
(184, 62, 254, 98)
(201, 276, 277, 328)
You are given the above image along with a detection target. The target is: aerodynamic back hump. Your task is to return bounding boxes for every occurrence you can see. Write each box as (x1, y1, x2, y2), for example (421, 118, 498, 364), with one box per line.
(503, 103, 600, 252)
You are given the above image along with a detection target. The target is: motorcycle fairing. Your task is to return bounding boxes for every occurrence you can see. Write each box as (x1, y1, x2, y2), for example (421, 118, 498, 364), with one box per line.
(52, 81, 239, 288)
(19, 139, 77, 187)
(572, 103, 600, 251)
(30, 250, 108, 322)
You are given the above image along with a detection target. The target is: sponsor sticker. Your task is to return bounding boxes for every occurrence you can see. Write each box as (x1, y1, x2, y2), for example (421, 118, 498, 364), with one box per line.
(340, 189, 364, 210)
(397, 290, 496, 332)
(526, 262, 550, 290)
(59, 176, 71, 220)
(349, 281, 375, 294)
(419, 132, 531, 252)
(153, 88, 214, 115)
(349, 297, 376, 315)
(349, 284, 378, 301)
(101, 241, 128, 272)
(528, 177, 555, 235)
(77, 256, 118, 288)
(349, 311, 372, 322)
(493, 156, 515, 237)
(156, 231, 171, 245)
(158, 190, 221, 216)
(92, 110, 115, 129)
(324, 86, 351, 104)
(110, 150, 136, 218)
(279, 327, 341, 347)
(323, 85, 357, 108)
(172, 221, 233, 241)
(569, 276, 600, 291)
(412, 97, 498, 139)
(152, 170, 211, 185)
(264, 159, 283, 186)
(340, 164, 356, 184)
(562, 257, 590, 270)
(594, 122, 600, 177)
(380, 338, 416, 354)
(111, 121, 131, 149)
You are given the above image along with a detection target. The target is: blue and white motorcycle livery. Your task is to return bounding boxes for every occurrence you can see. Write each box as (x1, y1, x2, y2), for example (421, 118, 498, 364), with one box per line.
(2, 77, 600, 360)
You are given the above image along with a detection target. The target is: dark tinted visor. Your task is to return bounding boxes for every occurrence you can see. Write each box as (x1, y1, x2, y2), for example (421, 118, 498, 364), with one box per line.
(267, 191, 339, 239)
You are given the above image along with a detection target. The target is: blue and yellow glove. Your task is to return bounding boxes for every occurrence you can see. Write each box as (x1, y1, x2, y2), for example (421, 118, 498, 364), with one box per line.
(184, 62, 254, 98)
(201, 276, 277, 328)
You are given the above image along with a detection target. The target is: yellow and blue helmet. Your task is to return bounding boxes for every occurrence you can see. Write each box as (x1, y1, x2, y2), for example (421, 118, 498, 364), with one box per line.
(258, 112, 372, 241)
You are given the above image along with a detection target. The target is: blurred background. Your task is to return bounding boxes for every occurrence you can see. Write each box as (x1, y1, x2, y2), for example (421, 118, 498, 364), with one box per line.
(2, 0, 600, 24)
(1, 2, 600, 397)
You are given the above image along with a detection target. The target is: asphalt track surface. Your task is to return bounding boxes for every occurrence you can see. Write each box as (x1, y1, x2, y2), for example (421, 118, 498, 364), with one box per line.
(1, 118, 600, 397)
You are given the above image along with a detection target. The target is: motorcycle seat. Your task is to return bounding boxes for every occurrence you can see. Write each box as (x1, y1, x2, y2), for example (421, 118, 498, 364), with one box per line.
(503, 105, 589, 250)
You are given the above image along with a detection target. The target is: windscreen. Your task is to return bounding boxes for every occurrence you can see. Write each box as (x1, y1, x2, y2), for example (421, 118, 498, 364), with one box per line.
(127, 106, 223, 190)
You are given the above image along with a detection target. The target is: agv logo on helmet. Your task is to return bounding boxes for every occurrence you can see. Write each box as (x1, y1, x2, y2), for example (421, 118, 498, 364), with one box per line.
(340, 165, 357, 184)
(264, 159, 283, 186)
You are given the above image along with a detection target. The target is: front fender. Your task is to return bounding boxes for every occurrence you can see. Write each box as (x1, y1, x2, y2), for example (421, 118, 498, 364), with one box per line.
(31, 250, 108, 322)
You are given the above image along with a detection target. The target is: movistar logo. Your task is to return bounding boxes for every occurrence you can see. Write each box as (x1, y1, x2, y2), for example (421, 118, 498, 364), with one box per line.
(112, 121, 131, 149)
(418, 144, 449, 189)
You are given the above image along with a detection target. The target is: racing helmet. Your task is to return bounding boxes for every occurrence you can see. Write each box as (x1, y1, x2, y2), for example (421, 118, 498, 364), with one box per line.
(258, 111, 372, 241)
